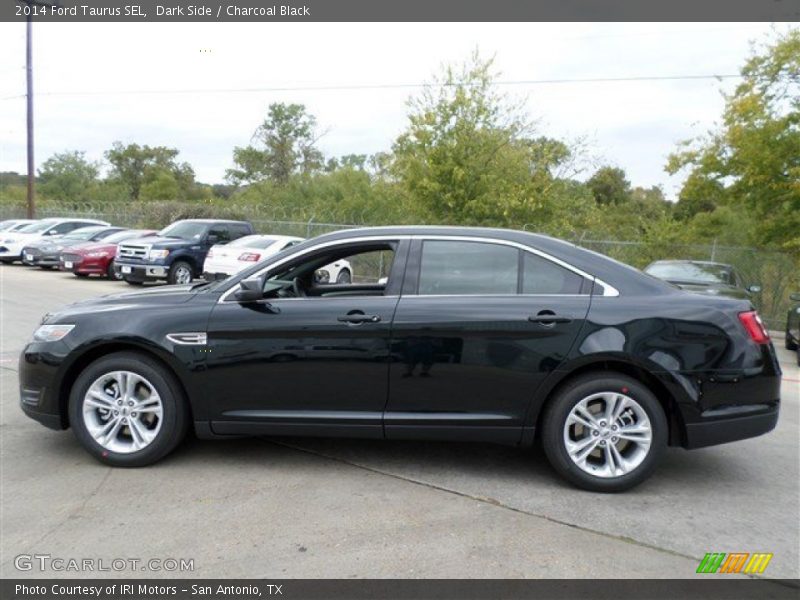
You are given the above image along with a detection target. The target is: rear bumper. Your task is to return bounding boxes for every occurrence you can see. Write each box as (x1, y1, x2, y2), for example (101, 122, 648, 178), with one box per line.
(683, 403, 779, 449)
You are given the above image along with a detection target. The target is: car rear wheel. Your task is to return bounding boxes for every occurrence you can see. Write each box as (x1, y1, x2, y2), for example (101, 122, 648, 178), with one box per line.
(336, 268, 352, 284)
(168, 261, 193, 285)
(541, 372, 667, 492)
(69, 352, 189, 467)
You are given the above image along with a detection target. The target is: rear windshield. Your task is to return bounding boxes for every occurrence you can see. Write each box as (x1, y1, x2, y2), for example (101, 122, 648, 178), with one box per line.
(228, 235, 286, 250)
(646, 263, 733, 285)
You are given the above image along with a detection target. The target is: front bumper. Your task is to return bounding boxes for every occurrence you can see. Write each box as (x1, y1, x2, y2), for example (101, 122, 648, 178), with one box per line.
(23, 249, 60, 266)
(115, 263, 168, 282)
(19, 345, 68, 431)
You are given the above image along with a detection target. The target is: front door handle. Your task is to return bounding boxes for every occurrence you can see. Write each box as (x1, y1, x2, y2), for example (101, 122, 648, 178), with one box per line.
(337, 314, 381, 324)
(528, 311, 572, 325)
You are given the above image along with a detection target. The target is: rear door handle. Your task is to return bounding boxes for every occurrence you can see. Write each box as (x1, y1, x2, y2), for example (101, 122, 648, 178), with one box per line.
(338, 314, 381, 324)
(528, 311, 572, 325)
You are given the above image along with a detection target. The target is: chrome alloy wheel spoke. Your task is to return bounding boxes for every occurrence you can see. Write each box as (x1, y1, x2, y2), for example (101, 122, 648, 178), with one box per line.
(563, 391, 653, 479)
(82, 370, 163, 454)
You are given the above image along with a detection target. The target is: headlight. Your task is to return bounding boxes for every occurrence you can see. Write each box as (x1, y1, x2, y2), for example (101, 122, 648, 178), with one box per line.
(148, 249, 170, 260)
(33, 324, 75, 342)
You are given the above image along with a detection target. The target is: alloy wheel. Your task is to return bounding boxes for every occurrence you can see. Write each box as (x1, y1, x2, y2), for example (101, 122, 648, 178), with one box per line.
(174, 266, 192, 284)
(563, 391, 652, 478)
(82, 370, 163, 454)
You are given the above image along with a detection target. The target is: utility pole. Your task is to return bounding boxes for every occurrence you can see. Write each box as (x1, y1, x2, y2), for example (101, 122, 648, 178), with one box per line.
(20, 0, 58, 219)
(25, 4, 34, 219)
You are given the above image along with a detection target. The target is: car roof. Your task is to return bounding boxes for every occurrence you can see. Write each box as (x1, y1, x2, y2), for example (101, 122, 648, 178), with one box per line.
(308, 226, 677, 296)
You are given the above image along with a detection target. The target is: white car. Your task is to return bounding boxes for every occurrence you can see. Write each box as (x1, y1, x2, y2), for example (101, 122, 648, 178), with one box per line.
(202, 234, 353, 283)
(0, 219, 36, 233)
(0, 218, 110, 264)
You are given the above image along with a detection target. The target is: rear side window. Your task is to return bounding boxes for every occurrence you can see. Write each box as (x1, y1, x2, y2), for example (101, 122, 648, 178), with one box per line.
(522, 252, 586, 294)
(230, 224, 252, 239)
(418, 241, 518, 295)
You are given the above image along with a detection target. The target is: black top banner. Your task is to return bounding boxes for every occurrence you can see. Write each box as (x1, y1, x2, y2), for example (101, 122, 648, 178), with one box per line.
(3, 0, 800, 22)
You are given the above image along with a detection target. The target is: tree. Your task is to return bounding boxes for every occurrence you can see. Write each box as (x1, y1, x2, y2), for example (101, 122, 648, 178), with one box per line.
(391, 52, 589, 227)
(105, 142, 195, 201)
(226, 103, 324, 185)
(586, 166, 631, 206)
(38, 151, 100, 203)
(667, 29, 800, 250)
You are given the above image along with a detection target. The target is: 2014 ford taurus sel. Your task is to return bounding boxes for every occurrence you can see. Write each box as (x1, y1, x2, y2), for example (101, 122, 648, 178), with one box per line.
(19, 227, 781, 492)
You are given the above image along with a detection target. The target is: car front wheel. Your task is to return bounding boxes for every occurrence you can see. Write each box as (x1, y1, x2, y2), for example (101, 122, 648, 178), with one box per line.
(69, 352, 189, 467)
(168, 261, 193, 285)
(541, 372, 667, 492)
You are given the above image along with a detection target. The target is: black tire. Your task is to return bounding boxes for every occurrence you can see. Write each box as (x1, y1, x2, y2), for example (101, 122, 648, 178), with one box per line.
(336, 268, 352, 284)
(124, 278, 144, 286)
(107, 260, 123, 281)
(167, 260, 193, 285)
(69, 351, 189, 467)
(786, 322, 798, 351)
(540, 371, 667, 493)
(74, 272, 89, 278)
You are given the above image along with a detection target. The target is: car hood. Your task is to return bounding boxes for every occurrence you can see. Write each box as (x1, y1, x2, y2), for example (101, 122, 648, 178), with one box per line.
(69, 242, 115, 254)
(122, 235, 197, 248)
(46, 284, 215, 323)
(26, 238, 82, 251)
(670, 281, 749, 299)
(3, 232, 42, 243)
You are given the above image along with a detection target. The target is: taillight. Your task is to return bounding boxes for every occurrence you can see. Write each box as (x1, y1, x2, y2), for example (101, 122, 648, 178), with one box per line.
(238, 252, 260, 262)
(738, 311, 770, 344)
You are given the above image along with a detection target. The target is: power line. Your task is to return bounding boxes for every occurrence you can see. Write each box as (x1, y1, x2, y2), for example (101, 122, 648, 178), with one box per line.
(0, 73, 743, 101)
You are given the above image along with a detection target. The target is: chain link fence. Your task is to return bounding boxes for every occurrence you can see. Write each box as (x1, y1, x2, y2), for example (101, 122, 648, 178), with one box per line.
(2, 200, 797, 329)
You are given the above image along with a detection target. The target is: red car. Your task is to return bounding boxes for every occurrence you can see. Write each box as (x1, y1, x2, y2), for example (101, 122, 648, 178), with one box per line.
(59, 229, 156, 280)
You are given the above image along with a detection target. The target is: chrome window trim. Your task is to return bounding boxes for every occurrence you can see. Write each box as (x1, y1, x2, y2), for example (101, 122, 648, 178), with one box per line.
(218, 233, 619, 303)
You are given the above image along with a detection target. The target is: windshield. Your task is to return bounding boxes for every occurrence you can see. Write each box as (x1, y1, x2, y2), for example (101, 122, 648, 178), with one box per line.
(157, 221, 208, 240)
(646, 263, 733, 285)
(17, 220, 57, 234)
(61, 227, 106, 241)
(103, 229, 146, 244)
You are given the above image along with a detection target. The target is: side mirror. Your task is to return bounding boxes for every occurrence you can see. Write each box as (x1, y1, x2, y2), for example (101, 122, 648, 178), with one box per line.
(234, 277, 263, 303)
(790, 292, 800, 302)
(747, 285, 762, 294)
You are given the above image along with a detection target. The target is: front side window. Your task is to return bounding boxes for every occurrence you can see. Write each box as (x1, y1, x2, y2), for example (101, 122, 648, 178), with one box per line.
(418, 241, 518, 295)
(262, 242, 397, 298)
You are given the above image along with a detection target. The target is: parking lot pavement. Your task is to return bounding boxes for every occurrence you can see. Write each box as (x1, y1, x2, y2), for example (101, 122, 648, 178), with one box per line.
(1, 264, 798, 579)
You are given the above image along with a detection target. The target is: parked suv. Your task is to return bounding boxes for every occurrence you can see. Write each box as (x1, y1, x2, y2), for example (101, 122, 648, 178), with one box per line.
(115, 219, 255, 285)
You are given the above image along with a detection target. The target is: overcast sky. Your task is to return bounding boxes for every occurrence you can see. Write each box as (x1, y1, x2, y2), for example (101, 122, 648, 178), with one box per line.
(0, 22, 788, 198)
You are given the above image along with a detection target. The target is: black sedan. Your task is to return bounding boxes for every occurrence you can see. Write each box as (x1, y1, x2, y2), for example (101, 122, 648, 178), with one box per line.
(787, 292, 800, 366)
(18, 227, 781, 492)
(21, 225, 125, 268)
(644, 260, 760, 300)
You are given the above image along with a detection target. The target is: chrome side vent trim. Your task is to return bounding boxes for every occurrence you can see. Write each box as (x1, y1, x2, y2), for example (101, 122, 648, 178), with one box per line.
(166, 332, 208, 346)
